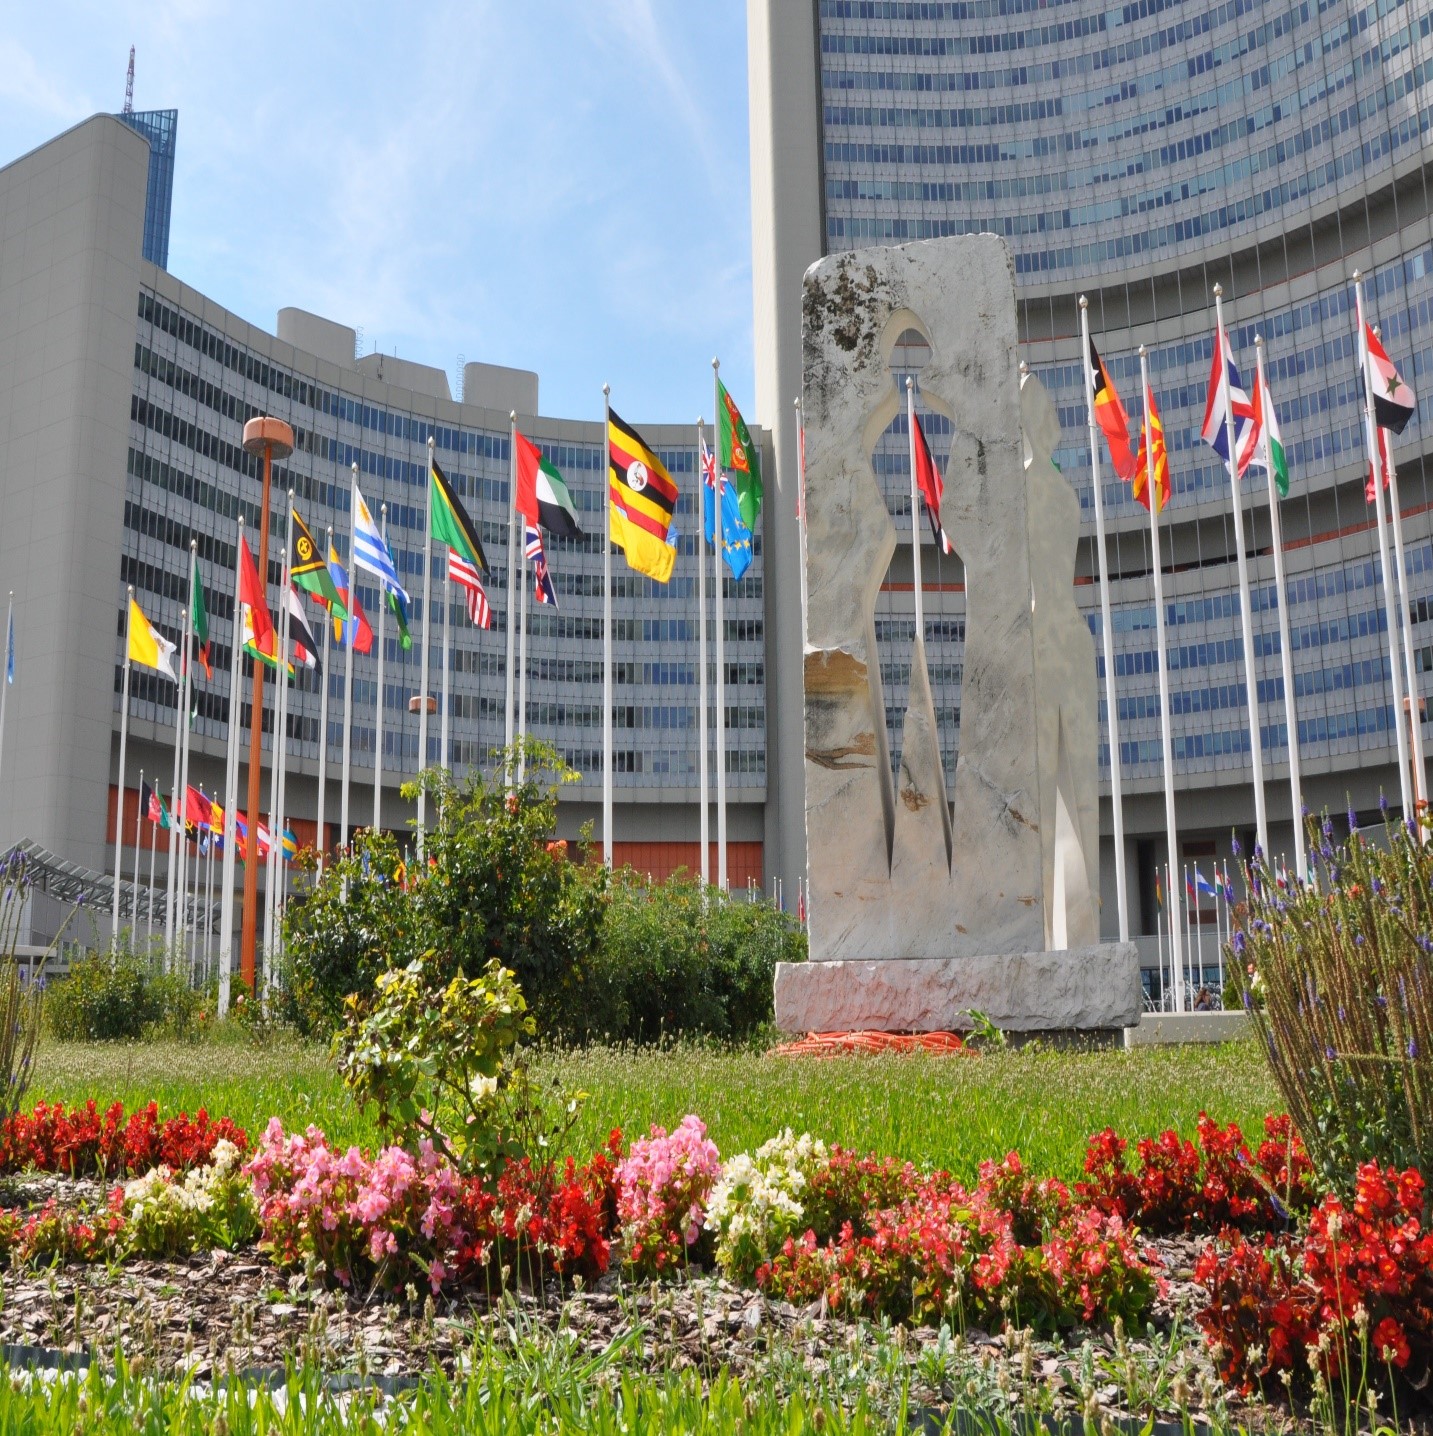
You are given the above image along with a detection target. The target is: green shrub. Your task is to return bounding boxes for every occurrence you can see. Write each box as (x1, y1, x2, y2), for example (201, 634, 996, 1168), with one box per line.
(1236, 811, 1433, 1191)
(45, 939, 209, 1042)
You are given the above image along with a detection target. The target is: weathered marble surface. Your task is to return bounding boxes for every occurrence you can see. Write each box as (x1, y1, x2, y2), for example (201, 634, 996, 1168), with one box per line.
(773, 946, 1143, 1033)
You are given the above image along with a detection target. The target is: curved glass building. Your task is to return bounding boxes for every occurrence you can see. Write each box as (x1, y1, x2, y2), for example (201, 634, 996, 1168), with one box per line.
(750, 0, 1433, 965)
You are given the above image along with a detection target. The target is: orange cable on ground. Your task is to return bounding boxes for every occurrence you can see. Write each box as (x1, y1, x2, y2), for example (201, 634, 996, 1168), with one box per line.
(768, 1031, 968, 1058)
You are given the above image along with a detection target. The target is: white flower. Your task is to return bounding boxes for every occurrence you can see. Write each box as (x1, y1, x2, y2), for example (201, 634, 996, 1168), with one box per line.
(468, 1073, 499, 1104)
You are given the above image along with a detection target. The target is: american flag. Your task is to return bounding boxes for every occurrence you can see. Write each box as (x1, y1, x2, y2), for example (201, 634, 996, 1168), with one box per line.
(525, 525, 558, 607)
(447, 548, 492, 629)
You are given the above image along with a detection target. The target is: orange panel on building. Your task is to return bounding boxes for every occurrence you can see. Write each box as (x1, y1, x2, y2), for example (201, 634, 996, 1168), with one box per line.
(611, 840, 763, 889)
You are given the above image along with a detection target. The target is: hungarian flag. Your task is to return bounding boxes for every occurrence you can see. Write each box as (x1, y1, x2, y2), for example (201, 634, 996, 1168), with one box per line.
(290, 506, 344, 613)
(1364, 323, 1416, 433)
(323, 543, 374, 654)
(429, 459, 489, 574)
(717, 378, 763, 532)
(910, 408, 953, 555)
(190, 552, 211, 679)
(142, 779, 171, 831)
(448, 550, 492, 629)
(286, 586, 322, 670)
(514, 431, 582, 538)
(1132, 381, 1171, 514)
(1250, 370, 1289, 498)
(1088, 338, 1136, 480)
(608, 408, 678, 583)
(238, 536, 276, 660)
(127, 597, 177, 679)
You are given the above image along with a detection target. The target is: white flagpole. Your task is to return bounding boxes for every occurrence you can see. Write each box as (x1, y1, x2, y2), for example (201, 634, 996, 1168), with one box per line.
(264, 543, 289, 968)
(905, 374, 927, 645)
(1078, 299, 1130, 941)
(273, 495, 296, 970)
(1372, 329, 1426, 824)
(165, 567, 192, 959)
(1254, 336, 1307, 881)
(517, 533, 529, 781)
(440, 546, 451, 780)
(374, 507, 387, 836)
(316, 524, 333, 877)
(113, 588, 135, 943)
(505, 412, 518, 771)
(1212, 286, 1269, 861)
(131, 767, 144, 943)
(203, 798, 215, 985)
(340, 464, 358, 856)
(218, 515, 243, 1016)
(176, 539, 199, 966)
(0, 592, 11, 798)
(1140, 346, 1185, 1012)
(147, 810, 158, 947)
(417, 435, 435, 855)
(712, 359, 729, 890)
(1354, 273, 1414, 822)
(602, 384, 614, 866)
(697, 418, 711, 888)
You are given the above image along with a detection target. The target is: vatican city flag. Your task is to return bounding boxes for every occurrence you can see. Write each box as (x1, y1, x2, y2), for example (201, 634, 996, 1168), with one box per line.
(127, 597, 177, 679)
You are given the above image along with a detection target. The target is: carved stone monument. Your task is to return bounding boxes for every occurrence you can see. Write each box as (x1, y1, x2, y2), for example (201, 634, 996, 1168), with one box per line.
(774, 236, 1140, 1034)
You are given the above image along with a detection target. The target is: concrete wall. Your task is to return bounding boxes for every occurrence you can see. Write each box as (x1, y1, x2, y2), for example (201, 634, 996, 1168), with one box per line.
(0, 116, 148, 870)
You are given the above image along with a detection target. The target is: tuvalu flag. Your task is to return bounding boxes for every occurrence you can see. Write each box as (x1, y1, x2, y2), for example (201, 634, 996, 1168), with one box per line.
(290, 506, 344, 613)
(1131, 380, 1171, 514)
(1088, 338, 1137, 480)
(717, 378, 763, 532)
(608, 409, 678, 583)
(430, 458, 489, 574)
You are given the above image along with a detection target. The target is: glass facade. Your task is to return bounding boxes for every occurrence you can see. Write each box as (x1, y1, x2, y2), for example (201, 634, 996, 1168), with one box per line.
(116, 109, 176, 270)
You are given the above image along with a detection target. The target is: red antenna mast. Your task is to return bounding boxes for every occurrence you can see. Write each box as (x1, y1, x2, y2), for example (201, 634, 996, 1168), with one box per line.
(123, 47, 135, 113)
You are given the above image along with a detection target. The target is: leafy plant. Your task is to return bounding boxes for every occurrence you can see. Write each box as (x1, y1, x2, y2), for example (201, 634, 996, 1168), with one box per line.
(45, 938, 209, 1042)
(120, 1137, 258, 1256)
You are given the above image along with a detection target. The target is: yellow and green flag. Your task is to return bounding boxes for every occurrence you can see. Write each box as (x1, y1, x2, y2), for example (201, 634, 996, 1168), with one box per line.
(717, 379, 763, 532)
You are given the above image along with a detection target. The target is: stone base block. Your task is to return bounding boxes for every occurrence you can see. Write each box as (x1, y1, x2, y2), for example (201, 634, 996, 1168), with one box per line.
(773, 944, 1142, 1034)
(1124, 1011, 1249, 1047)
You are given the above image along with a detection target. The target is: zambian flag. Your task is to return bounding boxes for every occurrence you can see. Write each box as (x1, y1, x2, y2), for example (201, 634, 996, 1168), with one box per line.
(291, 506, 344, 613)
(515, 430, 582, 539)
(608, 409, 677, 584)
(717, 379, 762, 532)
(430, 459, 489, 574)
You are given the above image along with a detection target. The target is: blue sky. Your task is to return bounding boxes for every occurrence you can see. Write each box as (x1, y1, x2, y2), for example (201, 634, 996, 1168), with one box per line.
(1, 2, 755, 427)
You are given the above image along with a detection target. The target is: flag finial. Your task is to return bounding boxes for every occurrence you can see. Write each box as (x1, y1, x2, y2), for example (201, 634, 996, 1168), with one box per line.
(1078, 294, 1088, 311)
(602, 383, 610, 397)
(428, 436, 435, 451)
(1213, 282, 1224, 298)
(905, 375, 913, 392)
(351, 461, 359, 476)
(712, 357, 720, 373)
(1138, 344, 1148, 357)
(1353, 268, 1362, 281)
(1255, 334, 1264, 349)
(509, 409, 516, 422)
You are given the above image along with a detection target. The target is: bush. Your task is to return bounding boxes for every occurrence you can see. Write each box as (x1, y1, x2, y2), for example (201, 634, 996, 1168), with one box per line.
(45, 943, 208, 1042)
(1234, 813, 1433, 1192)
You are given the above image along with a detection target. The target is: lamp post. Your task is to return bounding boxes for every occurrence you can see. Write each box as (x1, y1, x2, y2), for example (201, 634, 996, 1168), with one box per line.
(239, 416, 294, 994)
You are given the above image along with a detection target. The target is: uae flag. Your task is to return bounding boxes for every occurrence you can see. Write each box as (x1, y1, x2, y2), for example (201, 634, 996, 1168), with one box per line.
(910, 408, 953, 554)
(515, 431, 582, 538)
(1364, 323, 1416, 434)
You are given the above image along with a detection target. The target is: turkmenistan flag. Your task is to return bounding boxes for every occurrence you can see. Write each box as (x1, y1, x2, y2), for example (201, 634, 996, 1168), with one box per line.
(717, 378, 763, 532)
(515, 431, 583, 539)
(190, 551, 211, 679)
(1251, 369, 1289, 498)
(290, 505, 344, 614)
(429, 459, 489, 574)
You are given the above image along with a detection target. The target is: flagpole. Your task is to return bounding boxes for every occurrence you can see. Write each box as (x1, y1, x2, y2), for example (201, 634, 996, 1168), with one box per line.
(1254, 335, 1307, 882)
(417, 434, 435, 856)
(113, 588, 135, 943)
(1078, 300, 1130, 941)
(341, 463, 358, 859)
(316, 524, 333, 877)
(147, 809, 158, 947)
(517, 534, 529, 782)
(697, 418, 711, 888)
(1354, 272, 1414, 823)
(1140, 346, 1185, 1012)
(440, 545, 451, 782)
(177, 538, 200, 972)
(505, 412, 518, 773)
(904, 375, 928, 651)
(272, 491, 296, 976)
(264, 543, 289, 972)
(131, 767, 144, 946)
(0, 592, 11, 801)
(602, 384, 614, 867)
(218, 516, 243, 1017)
(165, 567, 192, 961)
(203, 796, 215, 985)
(712, 359, 729, 890)
(374, 508, 387, 837)
(1211, 287, 1269, 861)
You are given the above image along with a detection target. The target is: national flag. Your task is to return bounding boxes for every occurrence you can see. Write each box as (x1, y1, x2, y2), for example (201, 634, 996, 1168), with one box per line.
(608, 409, 678, 583)
(429, 459, 490, 573)
(701, 435, 754, 582)
(323, 544, 374, 654)
(910, 407, 954, 555)
(1186, 868, 1219, 901)
(233, 814, 270, 860)
(1364, 323, 1417, 434)
(284, 586, 322, 670)
(127, 597, 177, 679)
(238, 537, 276, 658)
(142, 780, 171, 831)
(387, 587, 412, 651)
(448, 549, 492, 629)
(351, 486, 409, 602)
(716, 378, 763, 531)
(290, 506, 344, 613)
(242, 603, 283, 670)
(187, 554, 211, 680)
(184, 785, 214, 829)
(1367, 428, 1393, 505)
(514, 432, 582, 539)
(1154, 875, 1163, 909)
(1201, 324, 1260, 477)
(4, 607, 12, 687)
(1249, 369, 1289, 499)
(208, 799, 225, 835)
(1131, 381, 1171, 514)
(282, 829, 299, 862)
(524, 525, 558, 607)
(1088, 338, 1137, 480)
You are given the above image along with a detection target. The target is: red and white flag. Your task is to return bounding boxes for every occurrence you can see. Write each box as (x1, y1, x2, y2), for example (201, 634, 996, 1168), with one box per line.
(1364, 323, 1417, 434)
(448, 548, 492, 629)
(910, 409, 953, 554)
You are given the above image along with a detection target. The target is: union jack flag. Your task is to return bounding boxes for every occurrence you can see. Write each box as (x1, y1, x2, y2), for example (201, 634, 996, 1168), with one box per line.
(447, 548, 492, 629)
(525, 525, 558, 607)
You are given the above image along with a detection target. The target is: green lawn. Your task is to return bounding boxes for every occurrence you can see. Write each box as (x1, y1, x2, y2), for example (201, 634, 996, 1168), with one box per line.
(31, 1036, 1278, 1181)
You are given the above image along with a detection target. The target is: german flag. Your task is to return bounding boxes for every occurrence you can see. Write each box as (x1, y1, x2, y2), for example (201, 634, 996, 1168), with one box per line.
(1132, 380, 1171, 515)
(608, 409, 678, 583)
(1088, 338, 1136, 480)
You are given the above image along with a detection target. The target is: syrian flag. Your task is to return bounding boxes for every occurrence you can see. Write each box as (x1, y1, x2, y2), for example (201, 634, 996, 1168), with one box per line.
(1364, 323, 1416, 434)
(1201, 323, 1260, 477)
(910, 408, 953, 554)
(525, 525, 558, 607)
(448, 549, 492, 629)
(1250, 369, 1289, 499)
(285, 585, 322, 671)
(514, 431, 582, 539)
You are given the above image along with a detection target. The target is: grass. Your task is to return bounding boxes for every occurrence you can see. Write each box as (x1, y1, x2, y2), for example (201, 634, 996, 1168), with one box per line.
(30, 1035, 1279, 1180)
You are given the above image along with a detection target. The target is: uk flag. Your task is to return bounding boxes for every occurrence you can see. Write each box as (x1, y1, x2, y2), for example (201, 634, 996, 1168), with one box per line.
(1200, 323, 1261, 477)
(525, 525, 557, 607)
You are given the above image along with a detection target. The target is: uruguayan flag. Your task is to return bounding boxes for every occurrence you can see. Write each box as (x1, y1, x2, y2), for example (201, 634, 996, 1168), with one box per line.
(351, 485, 409, 603)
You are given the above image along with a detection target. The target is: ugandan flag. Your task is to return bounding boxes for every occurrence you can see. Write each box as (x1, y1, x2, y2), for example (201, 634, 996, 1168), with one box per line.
(1131, 380, 1171, 515)
(608, 409, 677, 583)
(290, 506, 344, 613)
(430, 459, 489, 574)
(1088, 338, 1136, 481)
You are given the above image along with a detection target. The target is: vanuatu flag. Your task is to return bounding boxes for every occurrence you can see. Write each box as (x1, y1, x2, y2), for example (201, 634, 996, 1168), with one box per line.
(608, 409, 678, 583)
(290, 506, 344, 613)
(429, 459, 489, 574)
(717, 379, 762, 532)
(515, 431, 582, 538)
(190, 552, 211, 679)
(1131, 380, 1171, 515)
